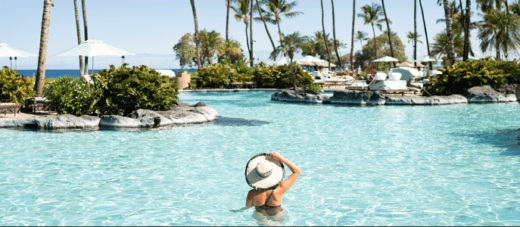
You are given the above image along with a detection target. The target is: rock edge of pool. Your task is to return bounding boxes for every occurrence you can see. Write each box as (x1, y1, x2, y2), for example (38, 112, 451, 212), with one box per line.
(272, 85, 519, 105)
(0, 101, 218, 131)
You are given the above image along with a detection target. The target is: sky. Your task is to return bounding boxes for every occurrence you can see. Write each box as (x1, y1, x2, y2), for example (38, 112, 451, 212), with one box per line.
(0, 0, 485, 70)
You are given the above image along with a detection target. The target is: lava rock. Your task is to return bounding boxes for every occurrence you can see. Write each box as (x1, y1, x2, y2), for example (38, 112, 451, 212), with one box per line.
(386, 95, 468, 105)
(271, 89, 331, 104)
(329, 91, 386, 105)
(466, 86, 509, 103)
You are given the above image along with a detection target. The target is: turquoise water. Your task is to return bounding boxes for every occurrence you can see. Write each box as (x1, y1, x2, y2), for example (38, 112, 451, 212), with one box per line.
(1, 91, 520, 226)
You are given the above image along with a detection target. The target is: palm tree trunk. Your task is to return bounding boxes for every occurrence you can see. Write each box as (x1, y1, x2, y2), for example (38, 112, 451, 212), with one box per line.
(245, 23, 251, 57)
(381, 0, 396, 68)
(250, 0, 254, 67)
(350, 0, 356, 75)
(372, 25, 377, 60)
(290, 54, 296, 90)
(414, 0, 417, 68)
(256, 0, 276, 52)
(35, 0, 52, 97)
(331, 0, 342, 70)
(277, 19, 283, 46)
(82, 0, 88, 75)
(443, 0, 456, 66)
(496, 35, 501, 59)
(463, 0, 471, 60)
(190, 0, 203, 70)
(74, 0, 84, 77)
(226, 0, 230, 42)
(419, 0, 432, 70)
(320, 0, 331, 70)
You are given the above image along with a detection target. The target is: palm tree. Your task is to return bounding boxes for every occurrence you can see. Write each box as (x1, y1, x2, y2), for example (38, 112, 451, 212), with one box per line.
(477, 0, 508, 12)
(478, 10, 520, 60)
(271, 32, 307, 90)
(414, 0, 417, 68)
(350, 0, 356, 75)
(82, 0, 88, 75)
(419, 0, 433, 70)
(226, 0, 238, 42)
(358, 3, 387, 60)
(463, 0, 471, 60)
(431, 31, 466, 63)
(231, 0, 252, 63)
(381, 0, 395, 67)
(355, 31, 369, 52)
(190, 0, 203, 69)
(250, 0, 254, 67)
(35, 0, 52, 97)
(407, 32, 423, 44)
(260, 0, 303, 44)
(320, 0, 331, 70)
(443, 0, 456, 66)
(331, 0, 342, 70)
(73, 0, 84, 77)
(255, 0, 276, 52)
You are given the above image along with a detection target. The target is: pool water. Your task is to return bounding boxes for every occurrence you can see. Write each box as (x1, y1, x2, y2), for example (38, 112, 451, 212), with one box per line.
(1, 91, 520, 226)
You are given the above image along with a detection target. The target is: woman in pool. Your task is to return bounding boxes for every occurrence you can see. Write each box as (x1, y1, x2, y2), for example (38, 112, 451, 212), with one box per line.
(233, 152, 300, 220)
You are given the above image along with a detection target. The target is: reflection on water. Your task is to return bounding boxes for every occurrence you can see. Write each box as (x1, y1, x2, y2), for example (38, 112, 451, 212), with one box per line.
(464, 129, 520, 155)
(212, 117, 270, 127)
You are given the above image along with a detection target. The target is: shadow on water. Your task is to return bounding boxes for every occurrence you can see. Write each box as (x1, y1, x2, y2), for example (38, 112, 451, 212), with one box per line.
(465, 129, 520, 155)
(210, 117, 270, 127)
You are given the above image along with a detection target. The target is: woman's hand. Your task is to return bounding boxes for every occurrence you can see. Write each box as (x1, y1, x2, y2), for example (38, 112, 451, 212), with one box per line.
(270, 152, 283, 161)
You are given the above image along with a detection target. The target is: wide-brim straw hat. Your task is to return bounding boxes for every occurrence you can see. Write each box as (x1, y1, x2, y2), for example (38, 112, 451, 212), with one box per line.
(245, 153, 285, 191)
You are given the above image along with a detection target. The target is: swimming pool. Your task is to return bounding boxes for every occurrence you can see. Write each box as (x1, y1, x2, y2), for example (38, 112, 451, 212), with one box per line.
(1, 90, 519, 225)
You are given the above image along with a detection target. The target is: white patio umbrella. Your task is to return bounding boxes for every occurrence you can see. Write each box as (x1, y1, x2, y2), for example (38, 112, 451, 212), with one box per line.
(56, 40, 135, 75)
(372, 56, 400, 72)
(456, 56, 480, 61)
(419, 56, 438, 62)
(0, 43, 37, 69)
(275, 57, 290, 66)
(372, 56, 399, 63)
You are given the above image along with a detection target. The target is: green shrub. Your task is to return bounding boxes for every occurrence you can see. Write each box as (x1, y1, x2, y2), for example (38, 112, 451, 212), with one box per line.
(92, 64, 179, 116)
(426, 58, 517, 95)
(44, 76, 100, 115)
(0, 67, 35, 104)
(252, 63, 314, 89)
(196, 63, 231, 88)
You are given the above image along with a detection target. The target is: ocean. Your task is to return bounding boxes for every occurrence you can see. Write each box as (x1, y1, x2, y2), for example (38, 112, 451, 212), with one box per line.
(16, 69, 195, 79)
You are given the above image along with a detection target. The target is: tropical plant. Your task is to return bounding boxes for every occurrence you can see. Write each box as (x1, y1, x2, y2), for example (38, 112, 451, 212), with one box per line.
(320, 0, 332, 70)
(355, 31, 369, 52)
(442, 0, 456, 66)
(73, 0, 84, 77)
(190, 0, 203, 70)
(350, 0, 356, 74)
(271, 32, 308, 89)
(431, 31, 470, 66)
(231, 0, 252, 61)
(92, 65, 179, 116)
(355, 33, 407, 70)
(419, 0, 433, 70)
(255, 0, 276, 51)
(426, 57, 520, 95)
(82, 0, 89, 75)
(330, 0, 342, 70)
(358, 3, 388, 60)
(0, 67, 35, 104)
(301, 31, 344, 61)
(44, 76, 100, 115)
(407, 31, 423, 44)
(252, 63, 314, 89)
(381, 0, 396, 67)
(173, 33, 197, 69)
(478, 10, 520, 60)
(35, 0, 52, 97)
(173, 31, 244, 68)
(226, 0, 238, 42)
(258, 0, 303, 44)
